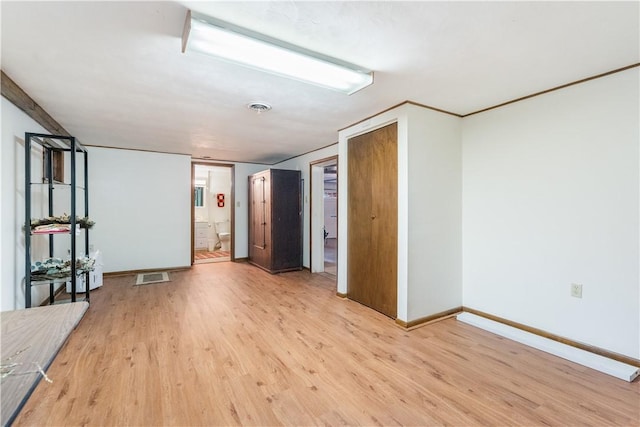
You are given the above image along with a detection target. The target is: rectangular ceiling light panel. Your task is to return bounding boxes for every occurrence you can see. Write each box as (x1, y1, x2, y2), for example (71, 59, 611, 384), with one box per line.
(182, 10, 373, 95)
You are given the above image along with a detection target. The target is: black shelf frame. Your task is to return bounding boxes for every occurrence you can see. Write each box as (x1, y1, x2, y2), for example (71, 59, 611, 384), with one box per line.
(24, 133, 90, 308)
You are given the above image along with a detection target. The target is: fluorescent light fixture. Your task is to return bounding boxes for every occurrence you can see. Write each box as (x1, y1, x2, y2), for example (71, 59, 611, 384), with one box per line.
(182, 10, 374, 95)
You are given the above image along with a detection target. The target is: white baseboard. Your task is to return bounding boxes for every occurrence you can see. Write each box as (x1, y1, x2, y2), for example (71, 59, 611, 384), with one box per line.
(456, 312, 639, 382)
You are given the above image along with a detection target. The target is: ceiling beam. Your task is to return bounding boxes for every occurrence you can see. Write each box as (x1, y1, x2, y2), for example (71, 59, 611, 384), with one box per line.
(1, 70, 71, 136)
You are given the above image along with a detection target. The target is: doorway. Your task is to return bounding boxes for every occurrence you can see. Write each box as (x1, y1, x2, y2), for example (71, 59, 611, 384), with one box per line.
(310, 156, 338, 276)
(192, 163, 234, 265)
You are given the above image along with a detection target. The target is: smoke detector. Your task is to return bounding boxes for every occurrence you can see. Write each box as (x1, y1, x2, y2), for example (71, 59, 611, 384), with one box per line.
(247, 102, 272, 113)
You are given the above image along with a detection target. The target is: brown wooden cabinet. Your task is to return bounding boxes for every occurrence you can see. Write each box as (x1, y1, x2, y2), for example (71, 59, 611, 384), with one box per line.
(248, 169, 302, 273)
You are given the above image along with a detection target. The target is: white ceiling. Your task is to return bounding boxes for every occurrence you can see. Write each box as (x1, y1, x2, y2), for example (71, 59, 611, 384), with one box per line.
(2, 1, 638, 164)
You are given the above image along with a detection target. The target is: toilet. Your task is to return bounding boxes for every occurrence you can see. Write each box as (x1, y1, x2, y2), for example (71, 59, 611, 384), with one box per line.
(215, 221, 231, 251)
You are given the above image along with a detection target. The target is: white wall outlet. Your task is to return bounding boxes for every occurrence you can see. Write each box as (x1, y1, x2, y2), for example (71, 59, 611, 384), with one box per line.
(571, 283, 583, 298)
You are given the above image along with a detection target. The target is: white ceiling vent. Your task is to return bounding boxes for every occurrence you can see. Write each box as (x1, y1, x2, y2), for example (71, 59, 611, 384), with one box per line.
(247, 102, 272, 113)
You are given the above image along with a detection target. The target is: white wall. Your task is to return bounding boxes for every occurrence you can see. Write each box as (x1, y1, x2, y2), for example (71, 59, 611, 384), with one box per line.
(207, 167, 231, 225)
(1, 96, 49, 310)
(89, 147, 192, 272)
(462, 68, 639, 358)
(274, 144, 339, 268)
(407, 104, 462, 320)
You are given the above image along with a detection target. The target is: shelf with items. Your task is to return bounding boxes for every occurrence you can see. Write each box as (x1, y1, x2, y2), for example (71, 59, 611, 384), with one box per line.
(31, 227, 77, 235)
(24, 132, 92, 308)
(29, 256, 96, 283)
(28, 214, 94, 235)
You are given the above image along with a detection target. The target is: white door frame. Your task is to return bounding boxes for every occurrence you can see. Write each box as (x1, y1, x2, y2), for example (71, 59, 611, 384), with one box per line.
(309, 156, 338, 274)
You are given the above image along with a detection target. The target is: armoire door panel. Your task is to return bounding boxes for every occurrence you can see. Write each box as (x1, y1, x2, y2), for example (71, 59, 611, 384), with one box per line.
(251, 177, 264, 249)
(271, 171, 302, 270)
(263, 175, 272, 258)
(249, 175, 270, 268)
(347, 122, 398, 318)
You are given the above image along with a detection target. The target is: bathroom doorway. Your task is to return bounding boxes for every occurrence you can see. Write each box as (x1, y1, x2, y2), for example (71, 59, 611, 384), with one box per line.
(310, 156, 338, 276)
(191, 162, 234, 265)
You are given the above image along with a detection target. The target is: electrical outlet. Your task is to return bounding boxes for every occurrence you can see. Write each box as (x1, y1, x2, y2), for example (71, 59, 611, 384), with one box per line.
(571, 283, 583, 298)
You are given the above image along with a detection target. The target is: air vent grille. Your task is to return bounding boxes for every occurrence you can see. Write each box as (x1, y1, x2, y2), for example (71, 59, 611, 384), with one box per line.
(135, 272, 170, 285)
(247, 102, 272, 113)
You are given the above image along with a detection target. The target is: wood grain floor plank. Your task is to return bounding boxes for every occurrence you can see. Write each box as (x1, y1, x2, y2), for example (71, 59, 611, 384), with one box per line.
(12, 261, 639, 426)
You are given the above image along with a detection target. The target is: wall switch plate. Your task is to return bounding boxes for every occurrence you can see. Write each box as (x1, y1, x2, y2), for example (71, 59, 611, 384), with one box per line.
(571, 283, 583, 298)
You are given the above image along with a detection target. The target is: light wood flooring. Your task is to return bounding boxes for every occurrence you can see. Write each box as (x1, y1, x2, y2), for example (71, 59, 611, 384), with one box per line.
(194, 250, 230, 265)
(14, 262, 639, 426)
(324, 237, 337, 276)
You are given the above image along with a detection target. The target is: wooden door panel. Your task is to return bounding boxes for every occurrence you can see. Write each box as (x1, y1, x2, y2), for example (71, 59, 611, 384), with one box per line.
(371, 123, 398, 317)
(347, 122, 397, 318)
(270, 170, 301, 270)
(347, 135, 373, 307)
(263, 174, 272, 260)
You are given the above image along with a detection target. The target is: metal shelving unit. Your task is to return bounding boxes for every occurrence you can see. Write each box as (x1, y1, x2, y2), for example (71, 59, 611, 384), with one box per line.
(24, 132, 90, 308)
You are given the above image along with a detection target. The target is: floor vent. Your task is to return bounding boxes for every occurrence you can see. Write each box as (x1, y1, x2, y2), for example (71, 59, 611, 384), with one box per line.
(135, 272, 170, 285)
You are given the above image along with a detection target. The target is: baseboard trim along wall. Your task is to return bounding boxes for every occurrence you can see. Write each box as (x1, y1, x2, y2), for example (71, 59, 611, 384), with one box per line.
(396, 307, 463, 330)
(104, 266, 191, 278)
(457, 311, 640, 382)
(462, 307, 640, 368)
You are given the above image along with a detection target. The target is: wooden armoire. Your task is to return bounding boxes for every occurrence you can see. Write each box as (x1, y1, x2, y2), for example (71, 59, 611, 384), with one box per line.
(248, 169, 302, 273)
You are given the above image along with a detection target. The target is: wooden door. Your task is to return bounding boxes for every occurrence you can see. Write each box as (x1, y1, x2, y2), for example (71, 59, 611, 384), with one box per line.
(347, 122, 398, 318)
